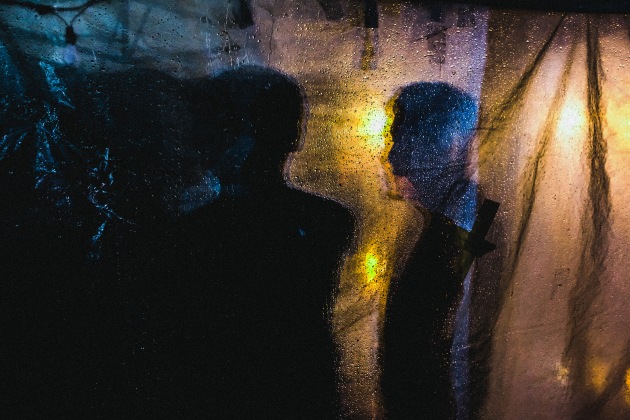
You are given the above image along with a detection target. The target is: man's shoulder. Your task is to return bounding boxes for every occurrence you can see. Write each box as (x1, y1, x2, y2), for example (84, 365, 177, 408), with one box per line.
(294, 192, 355, 235)
(292, 192, 356, 251)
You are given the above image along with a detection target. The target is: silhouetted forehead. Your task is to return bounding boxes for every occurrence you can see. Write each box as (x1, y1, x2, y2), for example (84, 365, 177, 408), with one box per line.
(392, 82, 477, 147)
(395, 83, 474, 119)
(192, 66, 300, 109)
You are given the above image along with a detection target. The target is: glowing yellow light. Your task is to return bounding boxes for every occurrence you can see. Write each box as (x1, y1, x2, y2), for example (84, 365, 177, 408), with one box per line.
(625, 368, 630, 406)
(556, 98, 587, 139)
(607, 103, 630, 129)
(359, 108, 388, 136)
(606, 101, 630, 150)
(555, 362, 569, 385)
(365, 252, 379, 283)
(589, 358, 609, 394)
(358, 108, 390, 150)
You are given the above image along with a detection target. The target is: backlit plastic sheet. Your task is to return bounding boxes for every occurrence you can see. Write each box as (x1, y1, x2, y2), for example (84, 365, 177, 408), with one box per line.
(1, 1, 629, 418)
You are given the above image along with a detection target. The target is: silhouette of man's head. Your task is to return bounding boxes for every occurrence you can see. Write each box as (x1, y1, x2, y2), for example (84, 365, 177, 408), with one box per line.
(387, 82, 477, 180)
(386, 82, 478, 227)
(189, 66, 303, 189)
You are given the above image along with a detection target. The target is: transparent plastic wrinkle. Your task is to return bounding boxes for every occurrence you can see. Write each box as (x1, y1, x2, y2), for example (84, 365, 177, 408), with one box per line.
(40, 61, 74, 109)
(0, 130, 27, 160)
(0, 45, 25, 108)
(475, 13, 630, 419)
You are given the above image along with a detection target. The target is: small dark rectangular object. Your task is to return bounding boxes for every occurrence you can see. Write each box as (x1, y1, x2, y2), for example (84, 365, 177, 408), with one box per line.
(236, 0, 254, 28)
(364, 0, 379, 28)
(465, 199, 500, 257)
(429, 4, 443, 22)
(457, 6, 476, 27)
(317, 0, 345, 20)
(471, 199, 500, 240)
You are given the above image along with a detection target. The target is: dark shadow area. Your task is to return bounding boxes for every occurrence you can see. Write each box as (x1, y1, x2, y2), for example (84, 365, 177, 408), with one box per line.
(145, 67, 356, 419)
(382, 211, 472, 420)
(0, 56, 354, 417)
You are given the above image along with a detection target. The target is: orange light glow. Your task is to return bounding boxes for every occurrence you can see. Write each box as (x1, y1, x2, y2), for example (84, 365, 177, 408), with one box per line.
(589, 358, 609, 394)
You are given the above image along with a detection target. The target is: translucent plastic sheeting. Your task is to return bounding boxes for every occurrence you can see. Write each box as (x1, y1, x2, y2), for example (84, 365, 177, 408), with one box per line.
(473, 12, 630, 419)
(2, 1, 629, 419)
(254, 3, 488, 417)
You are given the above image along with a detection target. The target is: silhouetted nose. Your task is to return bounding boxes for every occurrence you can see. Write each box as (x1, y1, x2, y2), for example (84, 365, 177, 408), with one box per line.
(387, 141, 406, 176)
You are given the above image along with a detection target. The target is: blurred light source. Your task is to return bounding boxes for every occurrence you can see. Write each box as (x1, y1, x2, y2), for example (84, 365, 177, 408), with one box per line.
(556, 97, 587, 139)
(555, 362, 569, 385)
(365, 251, 379, 283)
(358, 107, 389, 150)
(625, 367, 630, 405)
(606, 101, 630, 149)
(589, 358, 609, 394)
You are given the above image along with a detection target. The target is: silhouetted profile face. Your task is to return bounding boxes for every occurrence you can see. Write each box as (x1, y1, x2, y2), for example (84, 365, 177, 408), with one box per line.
(387, 82, 477, 215)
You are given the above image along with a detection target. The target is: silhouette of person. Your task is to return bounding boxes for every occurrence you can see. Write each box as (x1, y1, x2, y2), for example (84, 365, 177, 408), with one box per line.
(140, 66, 356, 418)
(381, 82, 479, 420)
(0, 57, 217, 417)
(1, 53, 354, 417)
